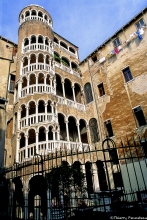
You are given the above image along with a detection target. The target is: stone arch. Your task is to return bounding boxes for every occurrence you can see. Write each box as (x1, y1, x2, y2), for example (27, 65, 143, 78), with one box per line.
(23, 56, 28, 67)
(84, 82, 93, 104)
(38, 72, 44, 84)
(38, 53, 44, 63)
(60, 41, 68, 49)
(24, 38, 29, 46)
(64, 78, 73, 100)
(54, 37, 59, 44)
(28, 128, 36, 145)
(68, 116, 78, 142)
(61, 56, 70, 67)
(48, 125, 53, 140)
(28, 101, 36, 115)
(74, 82, 82, 103)
(56, 73, 63, 97)
(85, 161, 93, 194)
(31, 9, 37, 16)
(20, 104, 26, 118)
(38, 34, 44, 44)
(79, 119, 88, 143)
(19, 132, 25, 148)
(38, 126, 46, 142)
(30, 35, 36, 44)
(30, 53, 36, 64)
(29, 73, 36, 85)
(69, 47, 75, 54)
(89, 118, 99, 143)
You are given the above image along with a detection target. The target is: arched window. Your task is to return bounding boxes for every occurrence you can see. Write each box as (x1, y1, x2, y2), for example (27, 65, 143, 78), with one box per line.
(84, 83, 93, 104)
(89, 118, 99, 143)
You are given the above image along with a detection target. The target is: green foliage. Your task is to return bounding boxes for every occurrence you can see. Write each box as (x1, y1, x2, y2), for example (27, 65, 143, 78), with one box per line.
(45, 164, 85, 194)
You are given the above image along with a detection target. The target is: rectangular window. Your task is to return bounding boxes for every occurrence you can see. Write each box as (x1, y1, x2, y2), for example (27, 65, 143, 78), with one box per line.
(91, 55, 97, 63)
(136, 18, 145, 30)
(133, 106, 146, 127)
(122, 67, 133, 82)
(9, 74, 15, 91)
(113, 37, 121, 48)
(98, 83, 105, 97)
(141, 141, 147, 158)
(113, 172, 123, 188)
(109, 148, 119, 165)
(104, 120, 114, 137)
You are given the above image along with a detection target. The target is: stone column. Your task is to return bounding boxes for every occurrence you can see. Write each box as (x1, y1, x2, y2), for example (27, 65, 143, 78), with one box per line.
(51, 103, 54, 114)
(28, 57, 30, 72)
(36, 103, 38, 123)
(44, 76, 47, 92)
(43, 36, 45, 50)
(35, 74, 38, 92)
(36, 132, 38, 154)
(61, 80, 65, 98)
(27, 76, 29, 94)
(18, 80, 22, 98)
(16, 133, 20, 162)
(26, 106, 29, 126)
(36, 35, 38, 51)
(76, 122, 81, 143)
(65, 121, 69, 142)
(92, 163, 100, 192)
(72, 85, 76, 102)
(17, 109, 21, 130)
(36, 55, 38, 70)
(25, 135, 28, 159)
(28, 37, 31, 50)
(45, 103, 47, 121)
(43, 56, 46, 70)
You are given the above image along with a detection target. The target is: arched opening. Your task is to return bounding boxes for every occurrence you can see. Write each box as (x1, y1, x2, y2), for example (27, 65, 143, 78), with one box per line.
(25, 11, 30, 17)
(38, 35, 43, 44)
(38, 100, 45, 113)
(30, 54, 36, 64)
(31, 10, 36, 16)
(54, 52, 60, 63)
(12, 177, 24, 219)
(38, 11, 43, 17)
(56, 74, 63, 97)
(84, 83, 93, 104)
(74, 83, 82, 103)
(24, 38, 29, 46)
(54, 37, 59, 44)
(48, 126, 53, 140)
(47, 101, 51, 113)
(28, 175, 47, 218)
(22, 77, 27, 88)
(20, 133, 25, 148)
(85, 162, 93, 194)
(61, 57, 70, 67)
(96, 161, 108, 191)
(68, 116, 78, 142)
(45, 37, 49, 45)
(30, 36, 36, 44)
(58, 113, 66, 141)
(38, 73, 44, 84)
(23, 57, 28, 67)
(69, 47, 75, 54)
(60, 41, 68, 49)
(89, 118, 99, 143)
(64, 79, 73, 100)
(29, 101, 36, 115)
(72, 161, 82, 186)
(46, 74, 50, 85)
(46, 55, 49, 65)
(30, 74, 36, 85)
(39, 127, 46, 142)
(28, 129, 36, 145)
(44, 15, 48, 20)
(79, 119, 88, 143)
(21, 105, 26, 118)
(38, 54, 44, 63)
(71, 62, 78, 71)
(21, 14, 24, 20)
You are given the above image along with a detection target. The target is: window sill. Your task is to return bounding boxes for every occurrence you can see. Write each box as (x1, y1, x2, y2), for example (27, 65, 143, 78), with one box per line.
(136, 124, 147, 130)
(124, 78, 134, 84)
(86, 101, 94, 106)
(98, 94, 106, 99)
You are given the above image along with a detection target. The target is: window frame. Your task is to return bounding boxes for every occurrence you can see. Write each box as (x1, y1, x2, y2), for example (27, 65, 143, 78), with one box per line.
(104, 119, 114, 138)
(9, 74, 15, 92)
(122, 66, 133, 83)
(135, 18, 145, 30)
(133, 105, 146, 127)
(113, 37, 121, 48)
(97, 82, 105, 97)
(84, 82, 93, 104)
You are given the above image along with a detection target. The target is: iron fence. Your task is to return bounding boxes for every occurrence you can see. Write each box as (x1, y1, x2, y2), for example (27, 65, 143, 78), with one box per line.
(0, 137, 147, 219)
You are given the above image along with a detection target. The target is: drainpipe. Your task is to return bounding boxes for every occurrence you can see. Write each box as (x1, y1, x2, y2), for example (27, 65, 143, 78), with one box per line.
(87, 59, 103, 141)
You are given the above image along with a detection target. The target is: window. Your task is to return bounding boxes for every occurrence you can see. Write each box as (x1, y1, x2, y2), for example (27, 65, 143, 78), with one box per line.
(109, 148, 119, 164)
(98, 83, 105, 97)
(113, 172, 123, 187)
(122, 67, 133, 83)
(104, 120, 114, 137)
(9, 74, 15, 91)
(141, 140, 147, 158)
(91, 55, 97, 63)
(89, 118, 99, 143)
(84, 83, 93, 104)
(133, 106, 146, 127)
(113, 37, 121, 47)
(136, 18, 145, 30)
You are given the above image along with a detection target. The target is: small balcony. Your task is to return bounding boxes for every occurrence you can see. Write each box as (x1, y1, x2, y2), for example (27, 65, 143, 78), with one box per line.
(20, 113, 57, 129)
(23, 43, 53, 55)
(57, 96, 85, 111)
(55, 61, 81, 78)
(18, 141, 89, 162)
